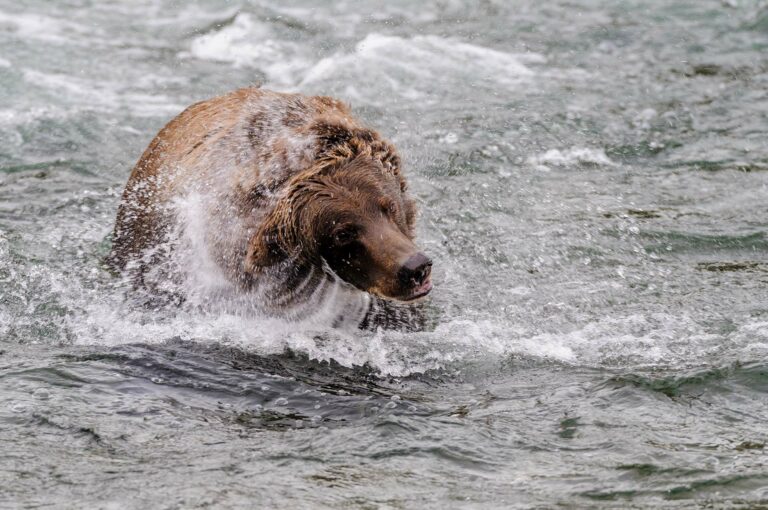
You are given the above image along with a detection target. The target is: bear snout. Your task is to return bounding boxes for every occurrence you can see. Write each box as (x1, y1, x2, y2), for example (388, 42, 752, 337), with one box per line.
(397, 252, 433, 300)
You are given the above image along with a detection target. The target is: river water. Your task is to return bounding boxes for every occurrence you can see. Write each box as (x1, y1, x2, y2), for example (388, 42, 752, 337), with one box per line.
(2, 1, 768, 508)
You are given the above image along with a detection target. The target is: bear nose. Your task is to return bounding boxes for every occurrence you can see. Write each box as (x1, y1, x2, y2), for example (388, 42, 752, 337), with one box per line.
(398, 252, 432, 287)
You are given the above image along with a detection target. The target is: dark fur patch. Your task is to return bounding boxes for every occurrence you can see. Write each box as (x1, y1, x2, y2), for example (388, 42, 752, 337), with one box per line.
(283, 104, 307, 128)
(313, 119, 355, 151)
(246, 111, 269, 147)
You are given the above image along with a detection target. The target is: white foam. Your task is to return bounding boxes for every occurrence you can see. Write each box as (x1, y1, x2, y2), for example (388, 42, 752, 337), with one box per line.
(60, 267, 762, 377)
(46, 187, 751, 376)
(0, 9, 99, 43)
(527, 147, 615, 171)
(732, 321, 768, 357)
(143, 5, 240, 28)
(184, 24, 543, 102)
(298, 34, 542, 104)
(23, 189, 763, 377)
(0, 10, 66, 41)
(184, 13, 311, 86)
(269, 5, 440, 37)
(66, 299, 501, 377)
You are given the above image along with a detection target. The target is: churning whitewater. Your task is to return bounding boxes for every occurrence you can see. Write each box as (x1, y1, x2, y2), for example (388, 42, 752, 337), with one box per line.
(1, 1, 768, 508)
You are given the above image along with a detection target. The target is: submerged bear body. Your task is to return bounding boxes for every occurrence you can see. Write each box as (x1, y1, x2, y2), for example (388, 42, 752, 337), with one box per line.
(109, 88, 432, 329)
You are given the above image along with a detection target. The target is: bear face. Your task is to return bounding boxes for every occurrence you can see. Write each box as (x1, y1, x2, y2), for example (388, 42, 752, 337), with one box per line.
(244, 153, 432, 302)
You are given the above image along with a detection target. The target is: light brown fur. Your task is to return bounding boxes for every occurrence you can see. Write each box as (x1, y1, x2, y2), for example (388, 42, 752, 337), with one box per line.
(109, 87, 430, 325)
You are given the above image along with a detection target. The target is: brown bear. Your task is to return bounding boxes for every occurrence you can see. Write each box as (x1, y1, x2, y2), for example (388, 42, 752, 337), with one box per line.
(108, 87, 432, 330)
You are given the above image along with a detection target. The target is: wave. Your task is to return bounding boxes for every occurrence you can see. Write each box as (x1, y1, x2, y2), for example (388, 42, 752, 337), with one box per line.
(0, 9, 96, 43)
(42, 281, 768, 377)
(527, 147, 616, 170)
(183, 21, 544, 104)
(298, 34, 542, 104)
(183, 13, 311, 86)
(19, 69, 184, 117)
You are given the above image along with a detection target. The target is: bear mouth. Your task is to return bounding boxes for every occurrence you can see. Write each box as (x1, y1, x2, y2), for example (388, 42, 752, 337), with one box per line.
(400, 277, 433, 301)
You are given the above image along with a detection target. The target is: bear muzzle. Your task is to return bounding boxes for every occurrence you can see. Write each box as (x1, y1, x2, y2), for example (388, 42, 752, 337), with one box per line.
(397, 252, 433, 301)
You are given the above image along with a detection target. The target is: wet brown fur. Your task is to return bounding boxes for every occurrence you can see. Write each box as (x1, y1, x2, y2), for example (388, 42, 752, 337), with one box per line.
(109, 87, 421, 307)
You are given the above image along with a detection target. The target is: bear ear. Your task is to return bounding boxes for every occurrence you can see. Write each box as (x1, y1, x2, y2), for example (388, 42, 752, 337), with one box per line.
(311, 118, 376, 158)
(314, 119, 352, 146)
(312, 119, 354, 157)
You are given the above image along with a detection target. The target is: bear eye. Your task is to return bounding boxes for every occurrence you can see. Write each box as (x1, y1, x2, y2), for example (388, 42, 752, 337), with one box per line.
(381, 201, 397, 217)
(333, 226, 358, 246)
